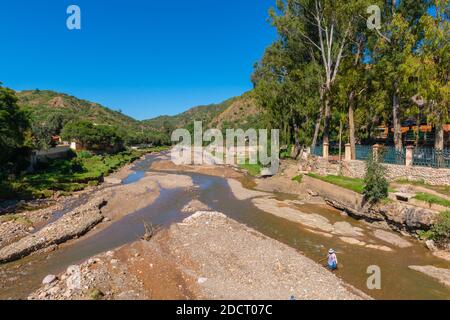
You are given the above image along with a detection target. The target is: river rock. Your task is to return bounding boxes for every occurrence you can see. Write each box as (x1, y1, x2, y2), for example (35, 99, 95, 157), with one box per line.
(333, 222, 364, 237)
(374, 202, 437, 230)
(409, 266, 450, 287)
(373, 230, 412, 248)
(425, 240, 439, 252)
(104, 177, 122, 184)
(66, 265, 82, 291)
(0, 197, 106, 264)
(252, 198, 334, 233)
(197, 277, 208, 284)
(42, 275, 57, 285)
(340, 237, 366, 246)
(365, 244, 393, 252)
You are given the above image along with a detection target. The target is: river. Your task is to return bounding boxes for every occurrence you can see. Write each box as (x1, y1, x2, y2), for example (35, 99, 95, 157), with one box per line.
(0, 153, 449, 300)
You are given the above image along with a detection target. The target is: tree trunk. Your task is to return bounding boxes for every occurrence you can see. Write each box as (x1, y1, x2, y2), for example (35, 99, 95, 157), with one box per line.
(393, 92, 403, 152)
(292, 116, 302, 160)
(323, 96, 331, 146)
(435, 123, 444, 151)
(338, 118, 343, 174)
(311, 105, 323, 150)
(348, 91, 357, 160)
(435, 123, 444, 168)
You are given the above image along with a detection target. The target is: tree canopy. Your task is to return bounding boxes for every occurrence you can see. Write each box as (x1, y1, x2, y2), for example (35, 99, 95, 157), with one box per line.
(252, 0, 449, 157)
(0, 85, 31, 174)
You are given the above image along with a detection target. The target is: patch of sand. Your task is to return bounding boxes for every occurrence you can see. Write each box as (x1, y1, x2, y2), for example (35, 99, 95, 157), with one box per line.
(227, 179, 270, 201)
(151, 160, 242, 179)
(145, 173, 194, 189)
(409, 266, 450, 287)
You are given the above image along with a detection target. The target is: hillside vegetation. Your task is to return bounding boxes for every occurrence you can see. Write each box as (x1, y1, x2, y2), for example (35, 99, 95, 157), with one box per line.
(18, 90, 169, 146)
(143, 93, 261, 134)
(18, 89, 262, 145)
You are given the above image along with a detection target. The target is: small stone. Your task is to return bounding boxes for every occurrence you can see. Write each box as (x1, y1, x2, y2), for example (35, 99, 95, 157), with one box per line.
(425, 240, 439, 252)
(197, 277, 208, 284)
(106, 251, 114, 257)
(42, 274, 57, 285)
(66, 265, 79, 275)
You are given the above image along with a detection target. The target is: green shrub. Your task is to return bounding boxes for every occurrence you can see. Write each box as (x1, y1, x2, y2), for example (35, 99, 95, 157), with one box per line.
(77, 150, 93, 159)
(292, 175, 303, 183)
(363, 155, 389, 203)
(431, 211, 450, 243)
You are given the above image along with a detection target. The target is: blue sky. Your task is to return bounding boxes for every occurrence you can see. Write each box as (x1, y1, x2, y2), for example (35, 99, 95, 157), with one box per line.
(0, 0, 276, 120)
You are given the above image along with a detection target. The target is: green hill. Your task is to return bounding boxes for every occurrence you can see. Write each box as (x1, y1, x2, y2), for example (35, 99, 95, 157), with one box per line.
(17, 90, 167, 145)
(17, 89, 262, 146)
(143, 92, 261, 134)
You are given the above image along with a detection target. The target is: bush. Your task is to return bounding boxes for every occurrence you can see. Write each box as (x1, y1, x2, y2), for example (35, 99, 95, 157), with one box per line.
(363, 154, 389, 203)
(431, 211, 450, 244)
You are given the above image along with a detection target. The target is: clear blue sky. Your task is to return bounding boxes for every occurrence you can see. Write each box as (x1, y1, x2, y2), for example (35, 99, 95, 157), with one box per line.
(0, 0, 276, 120)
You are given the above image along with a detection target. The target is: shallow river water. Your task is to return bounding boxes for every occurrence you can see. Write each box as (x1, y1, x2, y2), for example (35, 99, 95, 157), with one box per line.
(0, 153, 449, 300)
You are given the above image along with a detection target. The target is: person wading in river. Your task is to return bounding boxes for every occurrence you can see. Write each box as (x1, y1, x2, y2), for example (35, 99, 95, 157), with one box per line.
(327, 249, 338, 271)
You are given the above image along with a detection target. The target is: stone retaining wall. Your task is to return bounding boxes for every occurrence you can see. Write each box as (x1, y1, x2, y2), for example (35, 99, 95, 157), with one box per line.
(300, 156, 450, 186)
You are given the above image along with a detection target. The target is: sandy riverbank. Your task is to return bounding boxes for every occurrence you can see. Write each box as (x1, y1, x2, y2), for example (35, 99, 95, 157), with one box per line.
(0, 171, 195, 264)
(29, 211, 370, 300)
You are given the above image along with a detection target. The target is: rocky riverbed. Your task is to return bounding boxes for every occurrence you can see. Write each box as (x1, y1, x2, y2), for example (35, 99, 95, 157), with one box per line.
(2, 153, 449, 300)
(29, 211, 370, 300)
(0, 165, 194, 264)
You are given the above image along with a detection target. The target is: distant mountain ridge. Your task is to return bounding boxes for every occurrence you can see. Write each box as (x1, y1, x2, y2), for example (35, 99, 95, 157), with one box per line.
(17, 89, 261, 143)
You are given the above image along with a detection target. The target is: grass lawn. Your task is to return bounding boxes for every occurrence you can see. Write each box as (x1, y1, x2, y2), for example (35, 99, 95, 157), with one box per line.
(414, 192, 450, 208)
(307, 173, 365, 193)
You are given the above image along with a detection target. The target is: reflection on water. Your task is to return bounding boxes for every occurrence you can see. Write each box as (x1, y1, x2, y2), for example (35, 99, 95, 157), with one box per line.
(0, 156, 449, 300)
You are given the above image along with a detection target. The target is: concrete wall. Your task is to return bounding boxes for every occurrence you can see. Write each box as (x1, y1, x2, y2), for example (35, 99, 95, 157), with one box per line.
(302, 175, 364, 213)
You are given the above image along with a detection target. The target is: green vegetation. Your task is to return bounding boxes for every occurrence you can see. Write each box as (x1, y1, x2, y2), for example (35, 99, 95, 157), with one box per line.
(87, 288, 104, 300)
(252, 1, 449, 153)
(0, 149, 152, 200)
(307, 173, 365, 194)
(18, 90, 170, 148)
(0, 213, 33, 227)
(0, 85, 31, 176)
(292, 175, 303, 183)
(363, 156, 389, 203)
(239, 163, 262, 177)
(414, 193, 450, 208)
(420, 211, 450, 245)
(61, 121, 124, 152)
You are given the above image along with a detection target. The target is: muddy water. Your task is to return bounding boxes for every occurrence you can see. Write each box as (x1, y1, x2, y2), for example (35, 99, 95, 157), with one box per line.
(0, 155, 449, 300)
